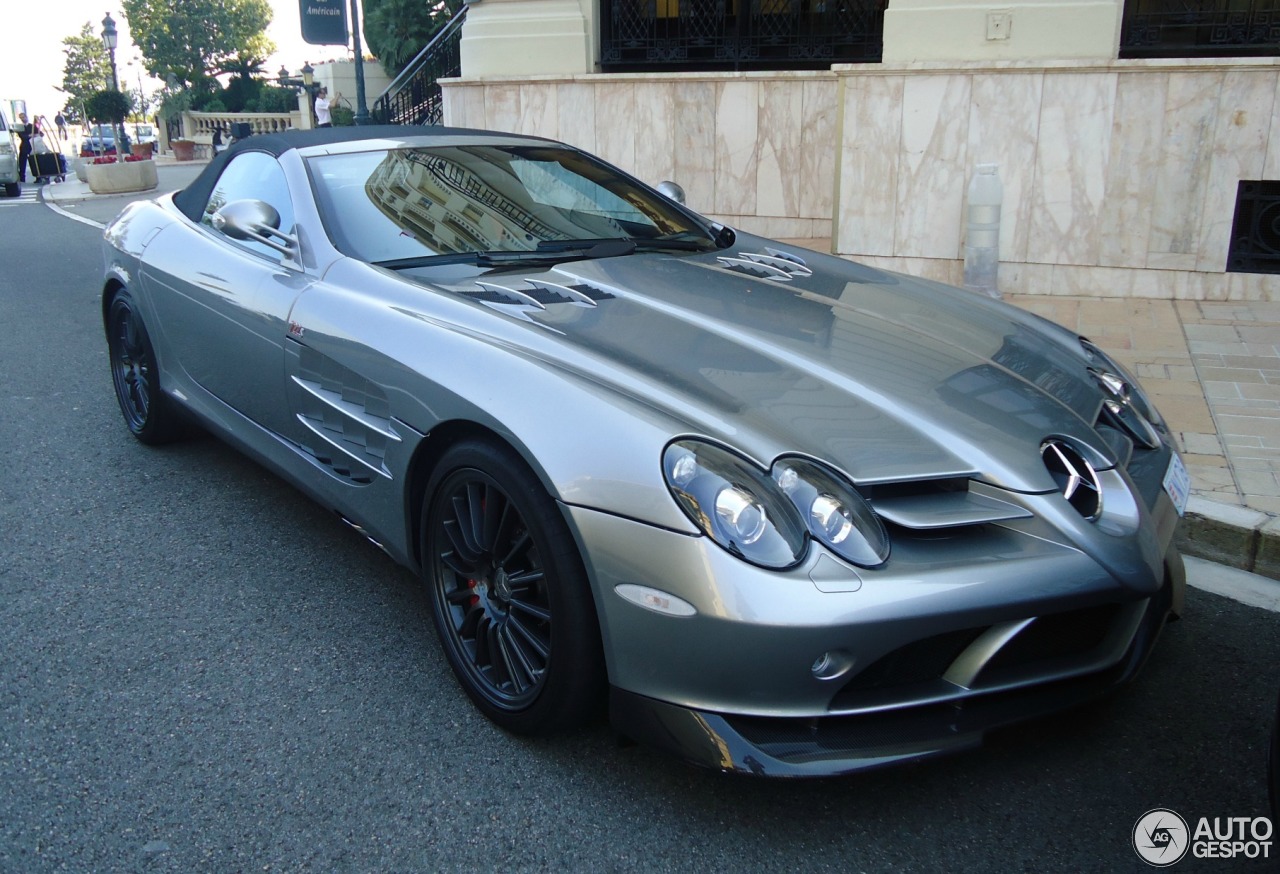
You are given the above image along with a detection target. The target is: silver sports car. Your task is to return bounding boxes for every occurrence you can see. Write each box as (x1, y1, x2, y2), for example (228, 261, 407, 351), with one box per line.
(102, 127, 1188, 777)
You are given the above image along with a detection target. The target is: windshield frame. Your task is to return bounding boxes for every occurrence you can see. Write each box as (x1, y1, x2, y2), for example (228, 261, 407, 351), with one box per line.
(304, 142, 719, 266)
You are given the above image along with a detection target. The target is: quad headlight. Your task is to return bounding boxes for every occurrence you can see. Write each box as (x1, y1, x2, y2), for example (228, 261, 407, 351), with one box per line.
(663, 440, 889, 569)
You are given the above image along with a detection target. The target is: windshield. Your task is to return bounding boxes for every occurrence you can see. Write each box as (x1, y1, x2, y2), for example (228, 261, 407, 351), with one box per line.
(307, 144, 715, 265)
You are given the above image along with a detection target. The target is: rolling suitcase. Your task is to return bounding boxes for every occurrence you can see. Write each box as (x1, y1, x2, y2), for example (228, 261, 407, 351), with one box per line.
(28, 151, 65, 184)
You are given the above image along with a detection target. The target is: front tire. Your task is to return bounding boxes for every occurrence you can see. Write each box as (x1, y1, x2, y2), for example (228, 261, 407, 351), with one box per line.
(422, 440, 604, 736)
(106, 290, 184, 445)
(4, 182, 19, 197)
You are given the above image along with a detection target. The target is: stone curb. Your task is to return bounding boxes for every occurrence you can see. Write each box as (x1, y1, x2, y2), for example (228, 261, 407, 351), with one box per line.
(1177, 496, 1280, 581)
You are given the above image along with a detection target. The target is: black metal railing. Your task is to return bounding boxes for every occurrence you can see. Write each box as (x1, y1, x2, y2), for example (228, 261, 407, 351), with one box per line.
(1120, 1, 1280, 58)
(600, 0, 888, 71)
(1227, 180, 1280, 274)
(372, 10, 467, 126)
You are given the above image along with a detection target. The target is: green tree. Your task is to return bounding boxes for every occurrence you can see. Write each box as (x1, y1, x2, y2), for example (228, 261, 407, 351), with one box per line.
(121, 0, 275, 92)
(59, 23, 112, 121)
(85, 89, 134, 127)
(363, 0, 462, 77)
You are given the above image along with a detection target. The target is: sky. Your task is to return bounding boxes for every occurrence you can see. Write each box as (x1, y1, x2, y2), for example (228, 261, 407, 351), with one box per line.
(1, 0, 355, 121)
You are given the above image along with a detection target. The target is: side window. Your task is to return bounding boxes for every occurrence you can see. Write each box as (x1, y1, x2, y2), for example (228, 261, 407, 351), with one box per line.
(202, 152, 295, 261)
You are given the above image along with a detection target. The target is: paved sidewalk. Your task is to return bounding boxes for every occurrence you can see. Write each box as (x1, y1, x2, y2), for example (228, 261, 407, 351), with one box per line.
(42, 174, 1280, 578)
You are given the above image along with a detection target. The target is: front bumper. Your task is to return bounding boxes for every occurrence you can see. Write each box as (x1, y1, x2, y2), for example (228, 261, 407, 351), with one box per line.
(610, 547, 1181, 776)
(567, 487, 1185, 776)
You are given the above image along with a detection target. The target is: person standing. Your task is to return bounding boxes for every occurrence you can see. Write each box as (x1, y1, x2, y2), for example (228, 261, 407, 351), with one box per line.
(54, 112, 67, 139)
(15, 113, 33, 183)
(314, 88, 340, 127)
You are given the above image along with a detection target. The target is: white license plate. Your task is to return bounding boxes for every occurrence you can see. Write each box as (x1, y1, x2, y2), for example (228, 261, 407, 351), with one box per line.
(1162, 452, 1190, 517)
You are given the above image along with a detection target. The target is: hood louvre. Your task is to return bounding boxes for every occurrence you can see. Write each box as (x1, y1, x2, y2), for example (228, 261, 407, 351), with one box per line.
(717, 248, 814, 282)
(466, 279, 615, 309)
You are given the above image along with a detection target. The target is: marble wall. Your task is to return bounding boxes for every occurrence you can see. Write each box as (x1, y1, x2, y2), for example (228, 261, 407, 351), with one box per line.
(443, 72, 838, 242)
(834, 58, 1280, 301)
(443, 59, 1280, 301)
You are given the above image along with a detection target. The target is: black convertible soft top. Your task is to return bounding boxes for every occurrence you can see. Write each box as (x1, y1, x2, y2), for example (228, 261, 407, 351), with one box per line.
(171, 124, 532, 222)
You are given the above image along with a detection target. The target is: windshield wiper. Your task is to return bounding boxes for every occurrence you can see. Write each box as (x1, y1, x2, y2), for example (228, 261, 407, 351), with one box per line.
(374, 236, 713, 272)
(374, 250, 595, 270)
(536, 236, 713, 254)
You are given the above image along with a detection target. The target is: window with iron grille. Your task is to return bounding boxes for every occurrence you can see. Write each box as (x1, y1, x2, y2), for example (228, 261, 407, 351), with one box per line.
(1227, 181, 1280, 275)
(1120, 1, 1280, 58)
(599, 0, 889, 71)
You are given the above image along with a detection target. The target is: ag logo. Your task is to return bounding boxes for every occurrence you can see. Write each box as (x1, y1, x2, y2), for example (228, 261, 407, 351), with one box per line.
(1133, 809, 1190, 866)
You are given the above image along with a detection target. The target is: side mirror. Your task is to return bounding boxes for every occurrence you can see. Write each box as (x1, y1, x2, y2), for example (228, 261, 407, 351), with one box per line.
(656, 180, 686, 205)
(211, 199, 297, 258)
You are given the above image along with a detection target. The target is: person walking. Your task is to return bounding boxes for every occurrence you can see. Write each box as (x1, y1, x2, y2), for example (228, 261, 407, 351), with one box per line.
(54, 112, 68, 139)
(15, 113, 33, 183)
(314, 87, 340, 128)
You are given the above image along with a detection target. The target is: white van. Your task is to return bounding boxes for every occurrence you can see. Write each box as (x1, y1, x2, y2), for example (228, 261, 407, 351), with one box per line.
(0, 103, 20, 196)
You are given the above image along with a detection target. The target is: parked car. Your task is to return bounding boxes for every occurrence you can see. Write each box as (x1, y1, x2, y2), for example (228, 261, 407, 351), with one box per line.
(100, 126, 1189, 776)
(132, 123, 157, 146)
(81, 124, 116, 156)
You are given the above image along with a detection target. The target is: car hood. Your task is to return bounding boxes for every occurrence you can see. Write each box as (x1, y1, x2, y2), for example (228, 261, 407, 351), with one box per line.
(422, 240, 1114, 494)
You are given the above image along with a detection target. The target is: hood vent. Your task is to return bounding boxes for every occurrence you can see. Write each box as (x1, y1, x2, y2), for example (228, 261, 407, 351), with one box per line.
(717, 248, 813, 282)
(467, 279, 614, 309)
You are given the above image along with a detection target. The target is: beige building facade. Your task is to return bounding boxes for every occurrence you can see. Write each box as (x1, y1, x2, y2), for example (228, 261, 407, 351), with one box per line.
(442, 1, 1280, 301)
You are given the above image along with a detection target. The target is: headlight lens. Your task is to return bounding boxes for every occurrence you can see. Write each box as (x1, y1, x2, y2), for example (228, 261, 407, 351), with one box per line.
(774, 458, 889, 568)
(663, 440, 890, 570)
(663, 441, 806, 568)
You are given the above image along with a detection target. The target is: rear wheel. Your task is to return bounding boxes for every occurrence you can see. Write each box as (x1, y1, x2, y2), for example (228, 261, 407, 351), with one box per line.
(4, 182, 18, 197)
(106, 290, 184, 445)
(422, 440, 604, 735)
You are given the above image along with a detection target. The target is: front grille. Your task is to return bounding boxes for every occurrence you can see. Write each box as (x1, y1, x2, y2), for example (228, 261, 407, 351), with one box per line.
(836, 626, 988, 696)
(978, 604, 1120, 678)
(830, 602, 1136, 714)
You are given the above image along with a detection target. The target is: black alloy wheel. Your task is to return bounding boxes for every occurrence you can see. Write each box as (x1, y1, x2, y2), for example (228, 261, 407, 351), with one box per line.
(423, 441, 604, 735)
(107, 290, 182, 444)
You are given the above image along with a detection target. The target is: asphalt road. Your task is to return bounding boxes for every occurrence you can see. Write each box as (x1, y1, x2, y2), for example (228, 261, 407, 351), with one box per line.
(2, 196, 1279, 873)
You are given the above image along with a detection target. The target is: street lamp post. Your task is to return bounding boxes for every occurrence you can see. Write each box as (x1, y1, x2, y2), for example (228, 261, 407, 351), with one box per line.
(349, 0, 369, 124)
(101, 12, 123, 162)
(278, 64, 318, 129)
(127, 59, 145, 140)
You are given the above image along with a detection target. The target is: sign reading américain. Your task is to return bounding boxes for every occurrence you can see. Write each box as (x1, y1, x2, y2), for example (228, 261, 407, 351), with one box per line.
(300, 0, 348, 45)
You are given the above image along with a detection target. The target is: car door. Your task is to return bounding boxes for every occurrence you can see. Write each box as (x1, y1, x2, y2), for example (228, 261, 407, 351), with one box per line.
(141, 150, 312, 438)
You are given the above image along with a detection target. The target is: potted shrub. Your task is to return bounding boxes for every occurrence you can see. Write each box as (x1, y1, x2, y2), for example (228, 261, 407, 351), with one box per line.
(83, 89, 157, 194)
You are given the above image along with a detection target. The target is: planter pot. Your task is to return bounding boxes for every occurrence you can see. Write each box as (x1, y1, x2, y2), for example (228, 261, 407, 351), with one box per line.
(131, 141, 153, 159)
(84, 160, 159, 195)
(73, 158, 89, 183)
(171, 139, 196, 161)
